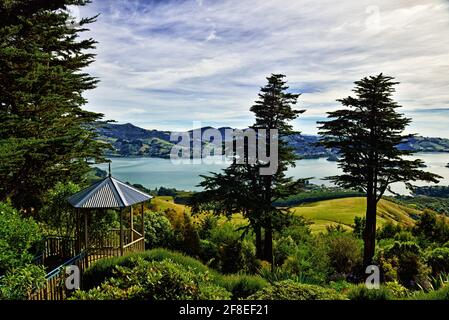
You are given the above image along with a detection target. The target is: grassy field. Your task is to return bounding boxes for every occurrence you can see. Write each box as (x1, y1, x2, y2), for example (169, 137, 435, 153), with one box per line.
(151, 196, 422, 233)
(292, 197, 419, 233)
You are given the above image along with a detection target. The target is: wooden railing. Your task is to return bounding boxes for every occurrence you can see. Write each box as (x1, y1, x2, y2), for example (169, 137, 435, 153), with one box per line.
(123, 237, 145, 255)
(45, 236, 77, 259)
(29, 229, 145, 300)
(29, 251, 88, 301)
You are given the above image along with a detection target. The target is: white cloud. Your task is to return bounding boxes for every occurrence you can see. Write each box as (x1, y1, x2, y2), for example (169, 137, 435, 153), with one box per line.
(79, 0, 449, 137)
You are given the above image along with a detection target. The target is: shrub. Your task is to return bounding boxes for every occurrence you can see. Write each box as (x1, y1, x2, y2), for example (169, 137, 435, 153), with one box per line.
(393, 231, 415, 242)
(325, 233, 363, 280)
(0, 264, 46, 300)
(175, 212, 201, 257)
(216, 275, 268, 299)
(198, 239, 219, 267)
(377, 241, 430, 289)
(207, 222, 258, 274)
(328, 280, 352, 293)
(274, 236, 298, 266)
(377, 222, 402, 240)
(248, 280, 344, 300)
(410, 285, 449, 300)
(281, 237, 330, 284)
(413, 210, 449, 244)
(143, 211, 175, 249)
(426, 247, 449, 276)
(0, 201, 43, 273)
(352, 217, 366, 239)
(346, 284, 393, 300)
(384, 281, 409, 299)
(198, 215, 219, 239)
(72, 258, 231, 300)
(83, 248, 211, 289)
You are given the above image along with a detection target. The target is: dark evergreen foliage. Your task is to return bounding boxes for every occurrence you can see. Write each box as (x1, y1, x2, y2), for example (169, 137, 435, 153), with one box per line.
(0, 0, 109, 210)
(318, 74, 441, 266)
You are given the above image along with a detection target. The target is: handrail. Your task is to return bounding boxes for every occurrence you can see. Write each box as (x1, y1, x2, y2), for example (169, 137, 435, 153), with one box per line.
(46, 251, 87, 280)
(123, 237, 144, 249)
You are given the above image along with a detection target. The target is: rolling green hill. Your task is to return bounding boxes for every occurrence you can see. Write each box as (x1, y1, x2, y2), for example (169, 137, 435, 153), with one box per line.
(152, 196, 424, 234)
(292, 197, 420, 233)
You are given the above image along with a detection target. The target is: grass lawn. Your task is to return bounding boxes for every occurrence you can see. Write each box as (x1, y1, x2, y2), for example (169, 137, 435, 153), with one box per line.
(292, 197, 418, 233)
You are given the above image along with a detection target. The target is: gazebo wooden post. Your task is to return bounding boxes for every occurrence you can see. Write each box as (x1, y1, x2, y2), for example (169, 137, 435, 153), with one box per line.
(76, 209, 81, 254)
(130, 206, 134, 242)
(84, 210, 89, 267)
(120, 208, 124, 256)
(141, 203, 145, 239)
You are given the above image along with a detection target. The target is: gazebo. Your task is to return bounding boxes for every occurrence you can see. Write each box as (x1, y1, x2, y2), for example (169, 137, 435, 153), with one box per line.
(68, 169, 152, 265)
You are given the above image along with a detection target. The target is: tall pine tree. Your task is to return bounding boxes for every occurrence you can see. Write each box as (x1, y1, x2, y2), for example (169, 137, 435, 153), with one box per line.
(192, 74, 305, 264)
(318, 74, 441, 267)
(0, 0, 108, 211)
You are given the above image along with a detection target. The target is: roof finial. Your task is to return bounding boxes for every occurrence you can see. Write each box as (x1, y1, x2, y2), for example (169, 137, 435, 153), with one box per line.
(108, 162, 111, 177)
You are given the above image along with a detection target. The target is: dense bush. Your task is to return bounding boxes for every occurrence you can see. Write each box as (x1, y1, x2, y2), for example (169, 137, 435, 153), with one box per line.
(215, 275, 268, 299)
(352, 217, 366, 239)
(377, 241, 430, 289)
(248, 280, 344, 300)
(280, 237, 331, 284)
(346, 284, 393, 300)
(0, 264, 46, 300)
(72, 258, 231, 300)
(83, 248, 211, 289)
(384, 281, 409, 299)
(325, 233, 363, 280)
(413, 210, 449, 244)
(143, 211, 175, 249)
(425, 247, 449, 276)
(203, 222, 259, 274)
(0, 202, 43, 273)
(377, 222, 403, 240)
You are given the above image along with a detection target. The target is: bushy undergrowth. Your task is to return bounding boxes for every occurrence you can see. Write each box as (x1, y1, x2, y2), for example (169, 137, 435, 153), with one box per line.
(73, 258, 231, 300)
(82, 248, 266, 300)
(0, 264, 46, 300)
(346, 284, 393, 300)
(247, 280, 345, 300)
(215, 274, 268, 299)
(83, 248, 211, 289)
(409, 285, 449, 300)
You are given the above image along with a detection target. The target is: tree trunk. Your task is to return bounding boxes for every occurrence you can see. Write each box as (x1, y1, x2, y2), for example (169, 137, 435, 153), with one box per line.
(263, 224, 273, 265)
(363, 193, 377, 268)
(255, 225, 263, 259)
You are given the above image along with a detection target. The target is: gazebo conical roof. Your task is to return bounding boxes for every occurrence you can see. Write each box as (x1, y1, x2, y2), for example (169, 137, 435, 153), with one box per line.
(68, 176, 152, 209)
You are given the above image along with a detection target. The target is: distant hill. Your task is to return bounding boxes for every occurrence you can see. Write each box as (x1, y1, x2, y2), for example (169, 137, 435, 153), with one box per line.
(93, 122, 449, 160)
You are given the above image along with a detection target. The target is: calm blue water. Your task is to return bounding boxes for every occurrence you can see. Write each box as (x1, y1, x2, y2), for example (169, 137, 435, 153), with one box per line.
(95, 153, 449, 195)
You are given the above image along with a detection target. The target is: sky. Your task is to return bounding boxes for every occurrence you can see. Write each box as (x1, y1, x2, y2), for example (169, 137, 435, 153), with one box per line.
(75, 0, 449, 137)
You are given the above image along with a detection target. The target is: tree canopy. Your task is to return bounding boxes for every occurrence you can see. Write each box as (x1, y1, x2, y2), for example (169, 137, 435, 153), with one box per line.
(318, 73, 441, 266)
(0, 0, 109, 210)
